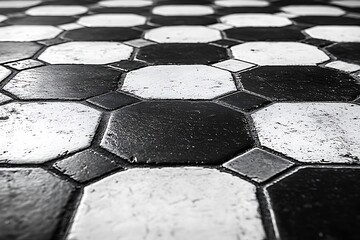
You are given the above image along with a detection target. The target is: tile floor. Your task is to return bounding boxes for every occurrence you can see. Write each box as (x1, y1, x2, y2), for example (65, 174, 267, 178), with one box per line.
(0, 0, 359, 239)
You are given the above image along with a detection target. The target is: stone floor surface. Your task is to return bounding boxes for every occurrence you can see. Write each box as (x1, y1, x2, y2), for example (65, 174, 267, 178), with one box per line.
(0, 0, 359, 240)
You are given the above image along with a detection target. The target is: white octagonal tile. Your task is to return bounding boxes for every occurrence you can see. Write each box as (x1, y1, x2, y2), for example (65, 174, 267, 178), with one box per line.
(0, 26, 62, 42)
(38, 41, 133, 64)
(144, 26, 222, 43)
(231, 42, 329, 66)
(0, 102, 101, 164)
(220, 14, 292, 27)
(26, 5, 88, 16)
(0, 1, 41, 8)
(152, 5, 214, 16)
(305, 26, 360, 43)
(77, 14, 146, 27)
(281, 5, 346, 16)
(215, 0, 269, 7)
(98, 0, 152, 7)
(331, 0, 360, 8)
(67, 167, 265, 240)
(121, 65, 236, 99)
(252, 103, 360, 163)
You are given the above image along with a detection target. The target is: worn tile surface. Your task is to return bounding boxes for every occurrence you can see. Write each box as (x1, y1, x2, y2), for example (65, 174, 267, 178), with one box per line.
(0, 1, 359, 240)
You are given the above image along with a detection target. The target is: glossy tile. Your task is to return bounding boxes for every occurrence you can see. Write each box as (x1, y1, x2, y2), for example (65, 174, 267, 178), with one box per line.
(266, 167, 360, 240)
(252, 103, 360, 163)
(38, 41, 133, 64)
(223, 148, 294, 182)
(0, 168, 75, 240)
(0, 102, 101, 164)
(101, 102, 254, 164)
(239, 66, 360, 101)
(121, 65, 236, 99)
(68, 167, 265, 240)
(4, 65, 121, 100)
(136, 43, 228, 64)
(231, 42, 329, 65)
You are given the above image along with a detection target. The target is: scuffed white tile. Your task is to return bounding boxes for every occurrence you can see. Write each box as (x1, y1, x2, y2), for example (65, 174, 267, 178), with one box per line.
(26, 5, 88, 16)
(124, 38, 154, 48)
(207, 23, 233, 30)
(305, 26, 360, 43)
(252, 103, 360, 163)
(38, 41, 133, 64)
(215, 0, 269, 7)
(0, 94, 11, 104)
(332, 0, 360, 8)
(4, 59, 43, 70)
(68, 167, 265, 240)
(231, 42, 329, 66)
(325, 61, 360, 72)
(281, 5, 346, 16)
(145, 26, 222, 43)
(0, 26, 62, 42)
(77, 14, 146, 27)
(0, 1, 41, 8)
(0, 102, 101, 164)
(98, 0, 152, 7)
(58, 23, 84, 31)
(0, 66, 11, 82)
(121, 65, 236, 99)
(152, 5, 214, 16)
(220, 13, 292, 27)
(0, 15, 7, 22)
(212, 59, 255, 72)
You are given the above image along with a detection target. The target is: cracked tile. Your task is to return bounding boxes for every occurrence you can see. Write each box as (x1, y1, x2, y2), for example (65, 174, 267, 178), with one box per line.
(38, 41, 133, 64)
(0, 102, 101, 164)
(0, 168, 75, 240)
(68, 167, 265, 240)
(121, 65, 236, 99)
(101, 102, 254, 164)
(252, 102, 360, 163)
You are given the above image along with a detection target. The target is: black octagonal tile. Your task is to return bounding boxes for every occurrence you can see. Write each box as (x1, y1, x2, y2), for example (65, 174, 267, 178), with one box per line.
(326, 43, 360, 65)
(62, 27, 143, 41)
(267, 167, 360, 240)
(0, 168, 75, 240)
(149, 16, 217, 25)
(136, 43, 229, 64)
(4, 65, 122, 100)
(6, 16, 76, 25)
(225, 26, 305, 41)
(293, 16, 360, 26)
(0, 42, 42, 64)
(239, 66, 360, 101)
(101, 101, 254, 164)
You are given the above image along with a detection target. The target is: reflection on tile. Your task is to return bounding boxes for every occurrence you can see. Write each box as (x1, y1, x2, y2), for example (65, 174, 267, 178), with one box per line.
(68, 167, 265, 240)
(77, 14, 146, 27)
(220, 14, 292, 27)
(219, 91, 270, 112)
(144, 26, 222, 43)
(231, 42, 329, 65)
(54, 149, 123, 183)
(4, 65, 121, 99)
(0, 168, 74, 240)
(0, 25, 62, 42)
(101, 102, 254, 164)
(0, 42, 42, 64)
(121, 65, 236, 99)
(223, 148, 293, 182)
(252, 103, 360, 163)
(136, 43, 229, 64)
(0, 102, 101, 164)
(26, 5, 88, 16)
(239, 66, 360, 101)
(152, 5, 214, 16)
(305, 26, 360, 42)
(267, 167, 360, 240)
(38, 41, 133, 64)
(5, 59, 44, 70)
(87, 91, 140, 110)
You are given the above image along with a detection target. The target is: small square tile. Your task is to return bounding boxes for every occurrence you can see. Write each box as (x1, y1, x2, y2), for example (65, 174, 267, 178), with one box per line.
(210, 39, 239, 48)
(5, 59, 44, 70)
(325, 61, 360, 73)
(87, 91, 140, 110)
(219, 91, 270, 112)
(207, 23, 233, 30)
(54, 149, 123, 183)
(37, 38, 66, 46)
(124, 38, 155, 48)
(109, 60, 148, 72)
(212, 59, 255, 72)
(58, 23, 84, 30)
(223, 148, 294, 183)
